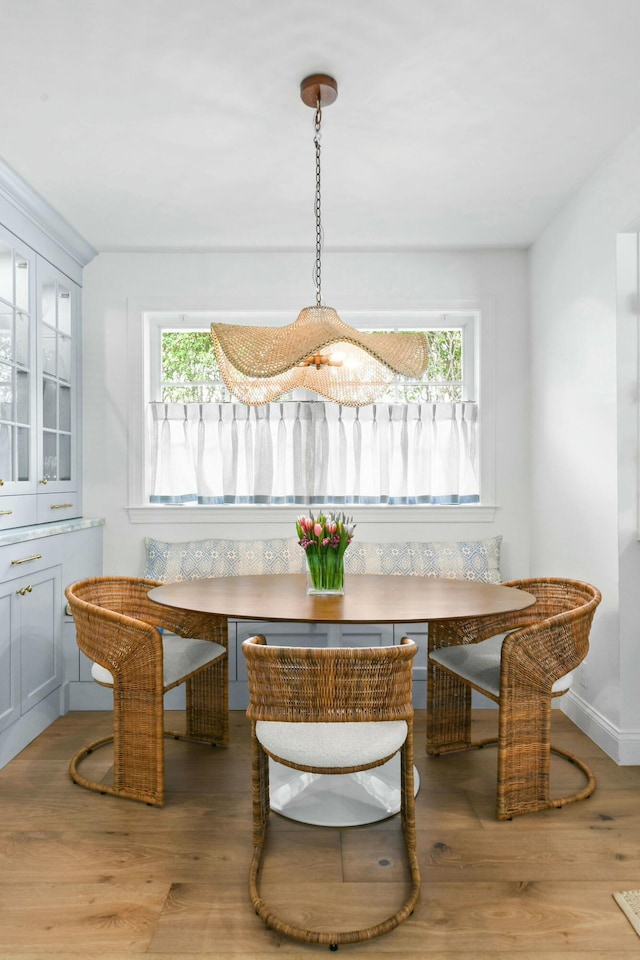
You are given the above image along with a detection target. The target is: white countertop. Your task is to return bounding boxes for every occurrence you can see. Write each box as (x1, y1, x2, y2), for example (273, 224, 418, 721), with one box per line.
(0, 517, 105, 548)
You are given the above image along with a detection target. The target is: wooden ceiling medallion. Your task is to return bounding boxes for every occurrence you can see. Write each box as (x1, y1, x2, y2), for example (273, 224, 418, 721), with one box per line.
(300, 74, 338, 108)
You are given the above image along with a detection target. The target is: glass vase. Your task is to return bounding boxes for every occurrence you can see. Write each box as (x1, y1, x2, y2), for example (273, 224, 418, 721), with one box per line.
(305, 550, 345, 596)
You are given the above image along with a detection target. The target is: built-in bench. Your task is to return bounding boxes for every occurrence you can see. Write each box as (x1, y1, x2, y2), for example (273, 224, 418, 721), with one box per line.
(142, 534, 503, 709)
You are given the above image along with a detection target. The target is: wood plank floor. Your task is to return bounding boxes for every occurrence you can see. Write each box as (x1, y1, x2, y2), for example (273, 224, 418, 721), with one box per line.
(0, 709, 639, 958)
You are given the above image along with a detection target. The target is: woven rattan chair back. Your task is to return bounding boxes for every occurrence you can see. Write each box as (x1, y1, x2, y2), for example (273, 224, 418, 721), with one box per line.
(66, 575, 228, 806)
(242, 635, 420, 948)
(427, 577, 601, 819)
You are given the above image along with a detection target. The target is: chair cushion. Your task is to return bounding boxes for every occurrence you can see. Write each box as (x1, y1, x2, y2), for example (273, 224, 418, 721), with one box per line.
(429, 634, 574, 698)
(255, 720, 408, 769)
(91, 634, 226, 689)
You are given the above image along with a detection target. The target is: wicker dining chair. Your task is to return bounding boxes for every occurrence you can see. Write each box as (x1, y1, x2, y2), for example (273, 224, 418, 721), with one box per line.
(242, 635, 420, 949)
(65, 576, 228, 806)
(427, 577, 601, 820)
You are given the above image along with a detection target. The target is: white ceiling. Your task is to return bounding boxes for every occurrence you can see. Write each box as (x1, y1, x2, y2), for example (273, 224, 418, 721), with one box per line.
(2, 0, 640, 252)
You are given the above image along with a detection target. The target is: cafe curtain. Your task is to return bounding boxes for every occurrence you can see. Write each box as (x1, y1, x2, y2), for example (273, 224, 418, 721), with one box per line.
(148, 400, 479, 505)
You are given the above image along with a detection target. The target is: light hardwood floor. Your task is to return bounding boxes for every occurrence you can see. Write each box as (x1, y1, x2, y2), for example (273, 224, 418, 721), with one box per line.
(0, 709, 639, 958)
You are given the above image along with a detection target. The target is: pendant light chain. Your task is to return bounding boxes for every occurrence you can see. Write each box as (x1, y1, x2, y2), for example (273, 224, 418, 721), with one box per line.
(210, 74, 429, 406)
(314, 103, 323, 308)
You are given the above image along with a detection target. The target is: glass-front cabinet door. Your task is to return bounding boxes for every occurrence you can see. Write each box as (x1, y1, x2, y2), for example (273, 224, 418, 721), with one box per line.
(0, 232, 36, 499)
(37, 259, 78, 500)
(0, 231, 80, 528)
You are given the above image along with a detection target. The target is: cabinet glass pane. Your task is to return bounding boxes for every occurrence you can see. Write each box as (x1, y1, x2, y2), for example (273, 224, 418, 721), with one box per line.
(14, 257, 29, 312)
(59, 384, 71, 432)
(58, 287, 71, 336)
(17, 425, 29, 481)
(43, 379, 57, 430)
(41, 281, 56, 328)
(42, 327, 56, 376)
(0, 423, 11, 478)
(0, 363, 12, 421)
(58, 334, 71, 383)
(16, 311, 29, 367)
(59, 434, 71, 481)
(0, 309, 12, 362)
(43, 432, 57, 480)
(16, 370, 29, 423)
(0, 245, 12, 303)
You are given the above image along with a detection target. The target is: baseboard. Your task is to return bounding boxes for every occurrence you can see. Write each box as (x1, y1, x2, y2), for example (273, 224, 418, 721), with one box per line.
(0, 689, 62, 769)
(562, 689, 637, 764)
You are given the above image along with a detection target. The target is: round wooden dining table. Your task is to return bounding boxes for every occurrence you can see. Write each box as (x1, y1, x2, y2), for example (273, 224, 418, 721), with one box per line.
(149, 573, 536, 826)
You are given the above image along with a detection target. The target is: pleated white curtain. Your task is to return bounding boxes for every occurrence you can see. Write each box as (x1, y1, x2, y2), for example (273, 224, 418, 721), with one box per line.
(149, 401, 479, 505)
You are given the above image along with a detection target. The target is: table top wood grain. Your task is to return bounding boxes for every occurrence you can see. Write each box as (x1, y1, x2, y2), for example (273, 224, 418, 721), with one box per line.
(148, 573, 536, 624)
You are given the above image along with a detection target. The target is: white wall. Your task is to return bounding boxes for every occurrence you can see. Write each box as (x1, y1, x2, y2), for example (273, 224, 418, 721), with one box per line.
(530, 123, 640, 761)
(81, 248, 531, 579)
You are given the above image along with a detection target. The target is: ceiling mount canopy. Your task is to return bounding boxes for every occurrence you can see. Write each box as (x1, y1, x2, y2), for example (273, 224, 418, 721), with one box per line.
(211, 73, 428, 407)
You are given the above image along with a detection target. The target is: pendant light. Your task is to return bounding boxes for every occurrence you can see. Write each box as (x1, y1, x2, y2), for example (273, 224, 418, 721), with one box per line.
(210, 74, 428, 406)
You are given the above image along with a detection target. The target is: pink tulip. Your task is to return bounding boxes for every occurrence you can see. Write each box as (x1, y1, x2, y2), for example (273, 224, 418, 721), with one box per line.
(313, 523, 323, 538)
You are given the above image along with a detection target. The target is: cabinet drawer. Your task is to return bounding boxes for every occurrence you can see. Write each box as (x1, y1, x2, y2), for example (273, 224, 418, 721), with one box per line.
(36, 492, 80, 524)
(0, 495, 38, 531)
(0, 543, 52, 582)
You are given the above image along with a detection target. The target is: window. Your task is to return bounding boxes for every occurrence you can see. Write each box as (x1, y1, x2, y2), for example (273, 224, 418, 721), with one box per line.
(145, 310, 480, 506)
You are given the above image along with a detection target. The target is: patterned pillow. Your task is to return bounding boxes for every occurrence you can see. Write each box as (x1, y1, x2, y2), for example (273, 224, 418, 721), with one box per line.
(344, 536, 502, 582)
(144, 536, 306, 582)
(145, 535, 501, 583)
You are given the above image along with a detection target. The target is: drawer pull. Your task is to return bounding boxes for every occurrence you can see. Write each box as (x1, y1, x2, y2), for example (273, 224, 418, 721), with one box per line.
(11, 554, 43, 565)
(39, 478, 48, 485)
(0, 479, 4, 486)
(0, 510, 13, 516)
(50, 503, 74, 510)
(16, 585, 33, 596)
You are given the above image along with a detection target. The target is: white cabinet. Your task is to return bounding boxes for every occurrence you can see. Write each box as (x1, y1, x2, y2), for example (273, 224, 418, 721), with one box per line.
(18, 566, 62, 714)
(0, 564, 62, 735)
(0, 225, 82, 530)
(0, 157, 99, 766)
(0, 520, 103, 767)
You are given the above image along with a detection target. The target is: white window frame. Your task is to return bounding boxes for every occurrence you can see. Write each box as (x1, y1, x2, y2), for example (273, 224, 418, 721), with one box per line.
(126, 301, 495, 524)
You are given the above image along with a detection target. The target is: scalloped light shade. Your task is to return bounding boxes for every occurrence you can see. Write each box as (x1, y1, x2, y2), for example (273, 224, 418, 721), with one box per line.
(211, 306, 429, 406)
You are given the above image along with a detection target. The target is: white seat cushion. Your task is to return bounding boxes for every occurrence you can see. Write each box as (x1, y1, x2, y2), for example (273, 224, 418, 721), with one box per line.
(256, 720, 407, 768)
(429, 633, 574, 698)
(91, 633, 226, 689)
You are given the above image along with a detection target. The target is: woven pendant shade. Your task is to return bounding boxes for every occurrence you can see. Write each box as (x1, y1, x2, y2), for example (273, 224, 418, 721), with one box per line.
(211, 305, 429, 406)
(210, 74, 429, 406)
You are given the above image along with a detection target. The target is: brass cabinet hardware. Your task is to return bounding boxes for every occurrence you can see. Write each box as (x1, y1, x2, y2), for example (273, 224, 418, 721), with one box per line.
(39, 478, 48, 485)
(16, 585, 33, 596)
(0, 479, 4, 486)
(50, 503, 73, 510)
(11, 554, 43, 565)
(0, 510, 13, 516)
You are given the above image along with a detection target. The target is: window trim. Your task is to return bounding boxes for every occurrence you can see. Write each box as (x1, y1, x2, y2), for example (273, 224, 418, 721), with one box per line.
(127, 298, 495, 523)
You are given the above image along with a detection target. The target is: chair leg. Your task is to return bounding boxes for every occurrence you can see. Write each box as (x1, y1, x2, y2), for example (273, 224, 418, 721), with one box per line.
(69, 686, 166, 806)
(249, 731, 421, 947)
(426, 660, 473, 755)
(69, 731, 165, 807)
(494, 691, 596, 820)
(182, 657, 229, 746)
